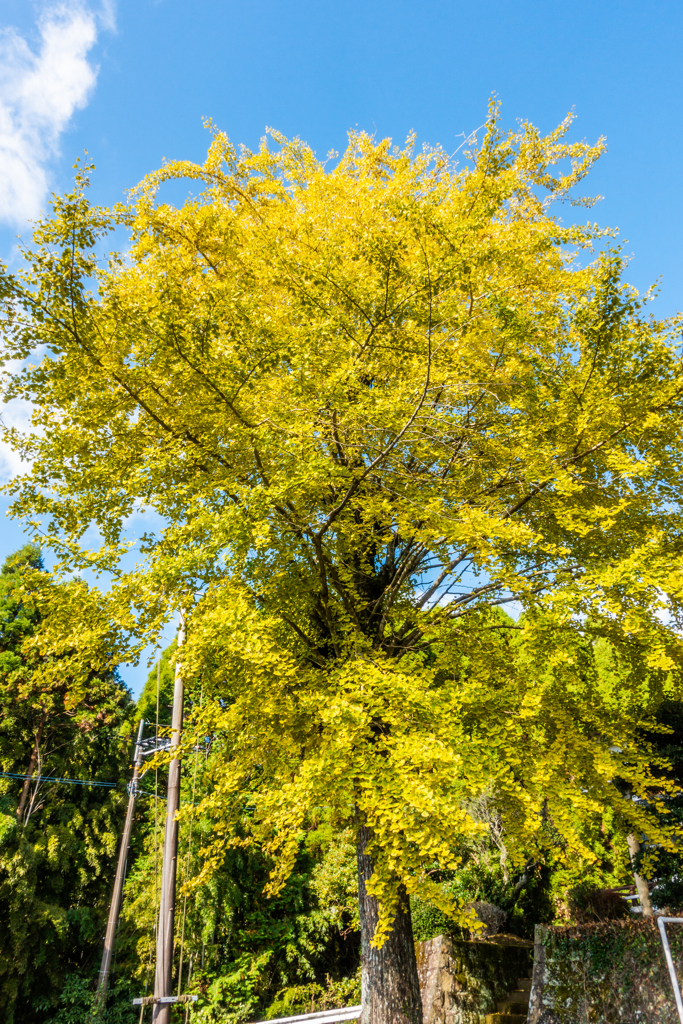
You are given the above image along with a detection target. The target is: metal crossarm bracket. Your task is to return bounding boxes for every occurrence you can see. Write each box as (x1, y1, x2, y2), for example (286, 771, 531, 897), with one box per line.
(658, 916, 683, 1024)
(133, 995, 198, 1006)
(139, 736, 172, 757)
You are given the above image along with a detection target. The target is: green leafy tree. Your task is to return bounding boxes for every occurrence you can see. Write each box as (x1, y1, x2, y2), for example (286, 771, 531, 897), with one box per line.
(4, 105, 683, 1022)
(0, 547, 136, 1022)
(137, 642, 177, 728)
(115, 713, 360, 1022)
(629, 699, 683, 909)
(0, 543, 46, 816)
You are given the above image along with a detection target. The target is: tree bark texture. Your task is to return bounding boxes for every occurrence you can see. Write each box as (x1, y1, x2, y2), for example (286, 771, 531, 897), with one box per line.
(356, 818, 423, 1024)
(627, 833, 654, 917)
(17, 711, 46, 822)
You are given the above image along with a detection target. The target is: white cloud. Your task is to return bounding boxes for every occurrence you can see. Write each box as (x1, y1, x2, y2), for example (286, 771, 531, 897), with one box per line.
(0, 399, 34, 481)
(0, 356, 39, 481)
(0, 3, 105, 226)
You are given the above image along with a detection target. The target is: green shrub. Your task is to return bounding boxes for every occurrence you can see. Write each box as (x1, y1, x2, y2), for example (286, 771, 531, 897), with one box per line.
(652, 876, 683, 911)
(567, 884, 630, 924)
(265, 970, 361, 1020)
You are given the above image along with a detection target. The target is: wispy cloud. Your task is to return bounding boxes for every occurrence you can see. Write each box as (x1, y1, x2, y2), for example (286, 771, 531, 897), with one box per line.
(0, 402, 34, 481)
(0, 3, 107, 226)
(0, 355, 41, 482)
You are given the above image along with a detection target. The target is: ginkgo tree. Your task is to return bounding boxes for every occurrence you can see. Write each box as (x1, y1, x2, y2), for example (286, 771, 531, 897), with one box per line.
(3, 104, 683, 1023)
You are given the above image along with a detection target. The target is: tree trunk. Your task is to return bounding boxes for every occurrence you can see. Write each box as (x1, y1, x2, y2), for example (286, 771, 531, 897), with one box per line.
(627, 833, 654, 917)
(17, 711, 46, 822)
(356, 818, 423, 1024)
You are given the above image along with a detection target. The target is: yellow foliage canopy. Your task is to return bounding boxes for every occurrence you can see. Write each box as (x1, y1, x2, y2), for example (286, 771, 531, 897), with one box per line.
(3, 107, 683, 940)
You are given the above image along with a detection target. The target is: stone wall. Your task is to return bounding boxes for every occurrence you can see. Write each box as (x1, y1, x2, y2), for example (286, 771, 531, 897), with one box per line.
(416, 933, 533, 1024)
(528, 918, 683, 1024)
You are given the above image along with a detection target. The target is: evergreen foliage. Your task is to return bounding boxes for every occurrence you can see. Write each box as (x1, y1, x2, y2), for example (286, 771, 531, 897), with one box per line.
(137, 642, 177, 728)
(0, 546, 135, 1023)
(113, 740, 361, 1022)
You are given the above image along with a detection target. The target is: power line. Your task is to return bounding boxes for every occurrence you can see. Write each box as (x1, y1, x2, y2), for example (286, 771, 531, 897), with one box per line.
(0, 771, 116, 788)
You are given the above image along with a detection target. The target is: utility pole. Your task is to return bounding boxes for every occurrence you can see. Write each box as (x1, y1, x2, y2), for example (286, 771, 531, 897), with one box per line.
(96, 717, 146, 1008)
(153, 612, 186, 1024)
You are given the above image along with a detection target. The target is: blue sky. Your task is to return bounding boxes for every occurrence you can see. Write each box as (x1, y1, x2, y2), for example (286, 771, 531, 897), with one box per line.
(1, 0, 682, 693)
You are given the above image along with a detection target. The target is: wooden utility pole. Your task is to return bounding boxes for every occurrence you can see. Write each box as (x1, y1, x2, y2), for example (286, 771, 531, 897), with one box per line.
(153, 613, 186, 1024)
(96, 717, 146, 1007)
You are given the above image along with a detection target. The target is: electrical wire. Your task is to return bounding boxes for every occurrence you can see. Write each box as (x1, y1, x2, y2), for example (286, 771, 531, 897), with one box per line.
(0, 771, 116, 788)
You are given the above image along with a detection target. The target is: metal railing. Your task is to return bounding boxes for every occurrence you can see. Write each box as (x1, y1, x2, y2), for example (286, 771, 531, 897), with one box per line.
(249, 1007, 361, 1024)
(658, 917, 683, 1024)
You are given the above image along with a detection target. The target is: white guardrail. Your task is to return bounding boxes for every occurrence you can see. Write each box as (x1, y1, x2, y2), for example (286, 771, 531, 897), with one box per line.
(131, 998, 359, 1021)
(658, 917, 683, 1024)
(250, 1007, 361, 1024)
